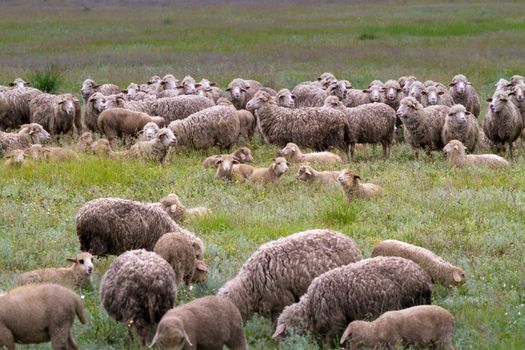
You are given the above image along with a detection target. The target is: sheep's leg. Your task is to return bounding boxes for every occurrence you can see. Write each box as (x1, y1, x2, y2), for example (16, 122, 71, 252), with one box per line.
(0, 324, 15, 350)
(67, 329, 80, 350)
(50, 325, 71, 350)
(508, 142, 514, 159)
(381, 142, 388, 160)
(350, 143, 356, 161)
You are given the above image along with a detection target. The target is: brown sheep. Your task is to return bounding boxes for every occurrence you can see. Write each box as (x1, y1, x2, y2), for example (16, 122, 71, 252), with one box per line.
(295, 164, 340, 185)
(154, 232, 197, 287)
(337, 168, 382, 202)
(279, 142, 343, 164)
(202, 147, 254, 169)
(97, 108, 166, 141)
(248, 157, 289, 184)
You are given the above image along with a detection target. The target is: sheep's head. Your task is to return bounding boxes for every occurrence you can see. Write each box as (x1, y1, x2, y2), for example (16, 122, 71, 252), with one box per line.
(270, 157, 289, 177)
(126, 83, 139, 98)
(447, 104, 470, 125)
(90, 138, 112, 155)
(383, 80, 402, 101)
(276, 89, 295, 108)
(160, 193, 186, 222)
(509, 75, 524, 87)
(340, 320, 370, 349)
(279, 143, 299, 158)
(9, 78, 30, 89)
(401, 76, 417, 95)
(337, 169, 360, 188)
(150, 316, 192, 350)
(323, 95, 344, 110)
(156, 128, 177, 147)
(104, 94, 126, 109)
(272, 303, 308, 339)
(67, 252, 94, 276)
(147, 75, 161, 85)
(25, 144, 45, 160)
(443, 139, 466, 157)
(58, 94, 76, 116)
(81, 79, 97, 99)
(226, 80, 249, 101)
(88, 92, 106, 112)
(328, 80, 348, 101)
(232, 147, 253, 163)
(140, 122, 160, 141)
(318, 72, 337, 89)
(246, 90, 272, 111)
(422, 85, 444, 105)
(161, 74, 178, 90)
(5, 149, 25, 165)
(511, 82, 524, 103)
(449, 74, 470, 95)
(178, 75, 197, 95)
(215, 155, 239, 174)
(396, 97, 421, 122)
(408, 81, 424, 101)
(21, 123, 50, 144)
(295, 165, 314, 181)
(487, 91, 511, 113)
(363, 80, 383, 102)
(79, 132, 94, 146)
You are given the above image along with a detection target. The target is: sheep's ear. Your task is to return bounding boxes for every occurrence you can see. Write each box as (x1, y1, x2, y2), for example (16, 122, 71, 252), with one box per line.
(195, 83, 202, 88)
(353, 175, 361, 180)
(448, 82, 456, 87)
(486, 98, 493, 102)
(340, 327, 352, 344)
(362, 89, 371, 93)
(58, 100, 65, 105)
(121, 89, 128, 94)
(286, 162, 291, 167)
(501, 97, 508, 102)
(305, 168, 312, 175)
(209, 82, 217, 86)
(396, 88, 402, 92)
(232, 159, 240, 164)
(421, 91, 427, 95)
(66, 258, 77, 263)
(92, 84, 101, 89)
(183, 330, 193, 347)
(215, 159, 223, 166)
(8, 82, 16, 87)
(453, 270, 463, 282)
(195, 260, 208, 272)
(240, 88, 247, 93)
(508, 91, 515, 96)
(272, 324, 286, 338)
(291, 95, 296, 100)
(466, 111, 471, 116)
(438, 91, 444, 95)
(453, 145, 459, 150)
(225, 87, 231, 92)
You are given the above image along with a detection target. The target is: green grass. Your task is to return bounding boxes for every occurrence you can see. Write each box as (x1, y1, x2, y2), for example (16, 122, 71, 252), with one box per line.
(1, 1, 525, 349)
(26, 65, 63, 93)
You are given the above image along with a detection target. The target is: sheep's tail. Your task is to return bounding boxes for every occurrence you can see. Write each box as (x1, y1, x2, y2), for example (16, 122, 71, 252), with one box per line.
(75, 297, 88, 324)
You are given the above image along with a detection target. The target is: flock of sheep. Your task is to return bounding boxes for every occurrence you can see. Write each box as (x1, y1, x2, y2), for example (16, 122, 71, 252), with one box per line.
(0, 70, 523, 349)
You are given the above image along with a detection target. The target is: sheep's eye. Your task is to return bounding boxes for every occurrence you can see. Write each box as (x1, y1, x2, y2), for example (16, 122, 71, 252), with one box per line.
(79, 259, 84, 264)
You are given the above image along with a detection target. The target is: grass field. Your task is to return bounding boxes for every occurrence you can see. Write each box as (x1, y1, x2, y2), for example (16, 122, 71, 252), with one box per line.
(1, 1, 525, 349)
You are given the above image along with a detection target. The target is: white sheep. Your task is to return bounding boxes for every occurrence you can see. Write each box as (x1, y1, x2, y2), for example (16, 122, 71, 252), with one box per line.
(279, 142, 343, 164)
(443, 139, 509, 168)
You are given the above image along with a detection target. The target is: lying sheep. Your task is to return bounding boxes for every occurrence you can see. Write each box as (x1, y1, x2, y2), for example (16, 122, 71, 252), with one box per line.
(337, 168, 382, 202)
(24, 144, 78, 161)
(441, 104, 479, 152)
(422, 84, 455, 107)
(97, 108, 166, 141)
(1, 87, 42, 130)
(128, 127, 177, 164)
(295, 164, 340, 185)
(482, 90, 523, 158)
(273, 256, 432, 346)
(154, 232, 197, 286)
(0, 283, 87, 350)
(231, 163, 256, 181)
(371, 239, 466, 287)
(214, 154, 241, 181)
(152, 95, 214, 123)
(248, 157, 289, 184)
(80, 78, 120, 105)
(4, 149, 26, 167)
(76, 194, 204, 257)
(150, 296, 247, 350)
(226, 78, 264, 110)
(397, 96, 450, 158)
(100, 249, 177, 347)
(202, 147, 254, 169)
(218, 229, 361, 321)
(340, 305, 455, 350)
(449, 74, 481, 117)
(138, 121, 160, 141)
(0, 123, 50, 157)
(16, 252, 94, 289)
(83, 92, 106, 132)
(76, 131, 94, 152)
(89, 138, 129, 159)
(276, 88, 295, 108)
(443, 139, 509, 168)
(382, 79, 403, 111)
(29, 93, 82, 136)
(279, 142, 343, 165)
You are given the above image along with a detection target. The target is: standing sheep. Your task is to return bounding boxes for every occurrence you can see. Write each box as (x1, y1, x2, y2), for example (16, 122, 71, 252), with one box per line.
(441, 104, 479, 152)
(295, 164, 340, 185)
(337, 168, 383, 202)
(0, 123, 50, 157)
(151, 95, 214, 123)
(400, 75, 418, 97)
(128, 127, 177, 164)
(0, 87, 42, 130)
(29, 93, 82, 136)
(104, 94, 154, 114)
(382, 79, 403, 111)
(97, 108, 166, 141)
(153, 232, 197, 286)
(273, 257, 432, 346)
(422, 84, 455, 107)
(276, 88, 295, 108)
(217, 229, 362, 321)
(226, 78, 263, 110)
(292, 80, 348, 108)
(0, 283, 87, 350)
(509, 81, 525, 125)
(197, 78, 224, 102)
(80, 78, 120, 105)
(449, 74, 481, 117)
(443, 140, 509, 168)
(176, 75, 198, 95)
(279, 142, 343, 164)
(248, 157, 289, 184)
(83, 92, 106, 132)
(408, 80, 426, 103)
(100, 249, 177, 347)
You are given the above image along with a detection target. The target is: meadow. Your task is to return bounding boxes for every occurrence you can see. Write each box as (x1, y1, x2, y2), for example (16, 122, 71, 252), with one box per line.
(1, 0, 525, 349)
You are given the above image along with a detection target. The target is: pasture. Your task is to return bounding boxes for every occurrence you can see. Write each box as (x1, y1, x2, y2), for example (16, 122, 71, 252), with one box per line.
(1, 1, 524, 349)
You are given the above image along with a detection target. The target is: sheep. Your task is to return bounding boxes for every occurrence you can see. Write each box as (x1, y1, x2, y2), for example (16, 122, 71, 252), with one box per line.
(80, 78, 120, 105)
(126, 82, 151, 101)
(508, 74, 524, 87)
(364, 80, 384, 103)
(97, 108, 166, 141)
(279, 142, 343, 165)
(408, 80, 425, 103)
(76, 194, 204, 257)
(292, 80, 348, 108)
(276, 88, 295, 108)
(441, 104, 480, 152)
(202, 147, 254, 169)
(340, 305, 455, 350)
(137, 121, 160, 141)
(156, 74, 180, 98)
(246, 90, 350, 157)
(382, 79, 403, 111)
(29, 93, 82, 136)
(100, 249, 177, 348)
(448, 74, 481, 117)
(153, 232, 197, 287)
(371, 239, 466, 287)
(400, 75, 418, 97)
(397, 96, 450, 157)
(226, 78, 264, 109)
(24, 144, 79, 161)
(168, 103, 240, 151)
(273, 256, 432, 346)
(294, 164, 340, 185)
(495, 78, 511, 92)
(0, 87, 42, 130)
(236, 109, 256, 141)
(151, 95, 214, 123)
(345, 87, 375, 107)
(443, 139, 509, 168)
(509, 81, 525, 125)
(7, 77, 30, 89)
(76, 131, 94, 152)
(83, 92, 106, 132)
(104, 93, 154, 114)
(128, 127, 177, 164)
(197, 78, 224, 102)
(0, 123, 50, 157)
(15, 252, 94, 289)
(231, 163, 256, 181)
(217, 229, 361, 322)
(248, 157, 289, 184)
(337, 168, 383, 202)
(4, 149, 26, 167)
(213, 154, 241, 181)
(482, 90, 523, 158)
(150, 296, 247, 350)
(0, 283, 87, 350)
(175, 75, 198, 95)
(89, 138, 129, 159)
(422, 84, 455, 107)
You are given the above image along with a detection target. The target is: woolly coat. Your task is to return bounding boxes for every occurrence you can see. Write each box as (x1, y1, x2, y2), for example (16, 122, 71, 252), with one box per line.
(449, 75, 481, 117)
(441, 104, 479, 152)
(0, 123, 50, 157)
(151, 95, 214, 123)
(29, 93, 82, 135)
(0, 87, 42, 130)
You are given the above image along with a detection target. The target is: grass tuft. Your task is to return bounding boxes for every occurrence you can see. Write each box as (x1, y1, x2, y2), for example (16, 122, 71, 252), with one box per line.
(27, 65, 63, 93)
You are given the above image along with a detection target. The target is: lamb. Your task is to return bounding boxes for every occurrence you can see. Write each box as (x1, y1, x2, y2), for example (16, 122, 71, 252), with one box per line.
(294, 164, 340, 185)
(441, 104, 479, 152)
(168, 103, 240, 151)
(76, 131, 94, 152)
(15, 252, 94, 289)
(76, 194, 204, 257)
(3, 149, 26, 167)
(248, 157, 289, 184)
(340, 305, 455, 350)
(279, 142, 343, 164)
(448, 74, 481, 117)
(80, 78, 120, 105)
(482, 90, 523, 158)
(89, 138, 129, 159)
(138, 121, 160, 141)
(151, 95, 214, 123)
(150, 296, 247, 350)
(0, 123, 50, 157)
(202, 147, 254, 169)
(226, 78, 264, 109)
(154, 232, 198, 286)
(25, 144, 79, 161)
(443, 139, 509, 168)
(100, 249, 177, 348)
(218, 229, 361, 321)
(382, 79, 403, 111)
(83, 92, 106, 132)
(231, 163, 256, 181)
(128, 127, 177, 164)
(213, 154, 241, 181)
(97, 108, 166, 141)
(29, 93, 82, 136)
(422, 84, 455, 107)
(0, 283, 87, 350)
(276, 88, 295, 108)
(371, 239, 466, 287)
(397, 96, 450, 157)
(246, 90, 350, 156)
(337, 168, 383, 202)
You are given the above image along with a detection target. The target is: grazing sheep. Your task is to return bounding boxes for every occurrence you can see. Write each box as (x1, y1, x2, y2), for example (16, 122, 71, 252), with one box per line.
(295, 164, 340, 185)
(397, 96, 450, 157)
(76, 194, 204, 257)
(273, 257, 432, 346)
(248, 157, 289, 184)
(279, 142, 343, 164)
(441, 104, 479, 152)
(422, 84, 455, 107)
(76, 131, 94, 152)
(128, 127, 177, 164)
(449, 74, 481, 117)
(138, 121, 160, 141)
(16, 252, 94, 289)
(89, 138, 129, 159)
(80, 78, 120, 105)
(0, 123, 50, 157)
(340, 305, 455, 350)
(150, 296, 247, 350)
(218, 229, 362, 321)
(247, 91, 350, 156)
(337, 168, 382, 202)
(226, 78, 264, 110)
(25, 144, 78, 161)
(213, 154, 241, 181)
(202, 147, 254, 169)
(100, 249, 177, 347)
(276, 88, 295, 108)
(168, 103, 240, 151)
(443, 139, 509, 168)
(154, 232, 197, 286)
(482, 90, 523, 158)
(382, 79, 403, 111)
(4, 149, 26, 167)
(371, 239, 466, 287)
(97, 108, 166, 141)
(29, 93, 82, 136)
(151, 95, 214, 123)
(83, 92, 106, 132)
